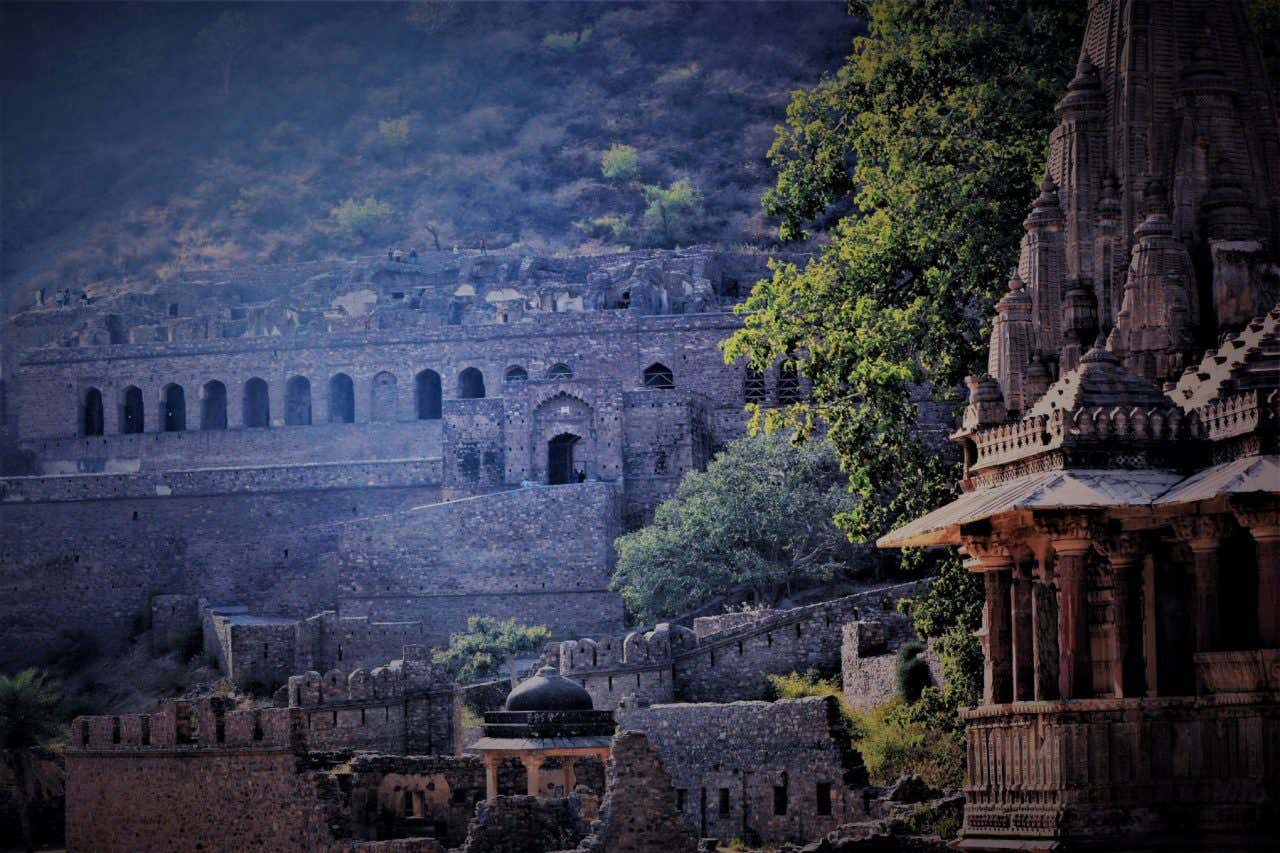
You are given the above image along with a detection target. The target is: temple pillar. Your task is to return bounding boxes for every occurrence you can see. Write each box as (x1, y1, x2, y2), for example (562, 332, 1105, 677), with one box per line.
(1173, 516, 1226, 653)
(563, 757, 576, 794)
(1011, 559, 1035, 701)
(1044, 516, 1098, 700)
(483, 754, 500, 800)
(1031, 575, 1060, 700)
(1142, 553, 1159, 697)
(1232, 502, 1280, 647)
(1101, 533, 1143, 697)
(964, 537, 1014, 705)
(522, 755, 542, 797)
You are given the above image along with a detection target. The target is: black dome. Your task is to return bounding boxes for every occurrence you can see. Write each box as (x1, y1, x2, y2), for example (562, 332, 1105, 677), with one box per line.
(505, 666, 594, 711)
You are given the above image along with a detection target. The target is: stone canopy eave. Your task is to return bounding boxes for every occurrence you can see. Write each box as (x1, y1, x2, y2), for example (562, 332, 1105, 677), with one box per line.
(875, 468, 1188, 549)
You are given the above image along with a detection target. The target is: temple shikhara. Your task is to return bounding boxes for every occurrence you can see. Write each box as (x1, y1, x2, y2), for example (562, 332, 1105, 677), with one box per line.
(880, 0, 1280, 850)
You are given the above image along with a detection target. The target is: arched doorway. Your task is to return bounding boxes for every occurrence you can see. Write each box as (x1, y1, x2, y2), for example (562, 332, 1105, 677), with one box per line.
(244, 378, 270, 428)
(329, 373, 355, 423)
(122, 386, 145, 434)
(548, 433, 580, 485)
(415, 370, 442, 419)
(285, 376, 312, 426)
(458, 367, 486, 399)
(82, 388, 104, 436)
(202, 381, 228, 430)
(162, 384, 186, 432)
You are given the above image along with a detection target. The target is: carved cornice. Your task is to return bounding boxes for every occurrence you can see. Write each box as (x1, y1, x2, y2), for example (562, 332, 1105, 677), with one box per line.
(1098, 532, 1144, 566)
(1036, 513, 1104, 554)
(961, 535, 1015, 570)
(1169, 515, 1231, 550)
(1231, 498, 1280, 542)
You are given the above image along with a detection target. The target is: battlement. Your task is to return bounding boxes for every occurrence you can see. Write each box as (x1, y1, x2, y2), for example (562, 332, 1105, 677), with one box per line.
(72, 699, 304, 752)
(286, 645, 453, 708)
(557, 623, 686, 675)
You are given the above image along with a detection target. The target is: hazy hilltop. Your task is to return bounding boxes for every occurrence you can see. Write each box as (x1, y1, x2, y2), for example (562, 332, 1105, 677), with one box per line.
(0, 1, 859, 309)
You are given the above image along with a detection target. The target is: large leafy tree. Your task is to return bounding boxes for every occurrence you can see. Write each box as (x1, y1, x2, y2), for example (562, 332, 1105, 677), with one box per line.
(723, 0, 1085, 679)
(0, 669, 63, 853)
(611, 432, 866, 623)
(433, 617, 552, 684)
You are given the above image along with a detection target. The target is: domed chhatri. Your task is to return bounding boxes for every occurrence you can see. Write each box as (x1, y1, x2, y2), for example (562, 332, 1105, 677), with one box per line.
(505, 666, 594, 712)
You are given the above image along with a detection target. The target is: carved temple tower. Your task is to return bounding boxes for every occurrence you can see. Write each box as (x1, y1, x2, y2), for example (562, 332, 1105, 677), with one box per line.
(879, 1, 1280, 849)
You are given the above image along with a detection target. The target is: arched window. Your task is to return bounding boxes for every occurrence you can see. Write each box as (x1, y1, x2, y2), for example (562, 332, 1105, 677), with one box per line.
(202, 381, 227, 430)
(547, 363, 573, 380)
(415, 370, 442, 420)
(744, 368, 766, 403)
(370, 371, 398, 422)
(458, 367, 485, 399)
(643, 362, 674, 389)
(121, 386, 144, 434)
(777, 364, 801, 404)
(285, 376, 312, 426)
(82, 388, 104, 436)
(329, 374, 355, 423)
(504, 366, 528, 385)
(162, 384, 186, 432)
(244, 378, 270, 428)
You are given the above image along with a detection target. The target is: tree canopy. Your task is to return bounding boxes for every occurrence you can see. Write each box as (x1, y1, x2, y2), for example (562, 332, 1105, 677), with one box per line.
(0, 669, 63, 852)
(611, 432, 865, 623)
(723, 0, 1086, 672)
(433, 616, 551, 684)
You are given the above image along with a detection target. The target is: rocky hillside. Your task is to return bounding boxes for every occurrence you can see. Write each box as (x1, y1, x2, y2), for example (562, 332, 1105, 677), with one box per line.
(0, 1, 860, 309)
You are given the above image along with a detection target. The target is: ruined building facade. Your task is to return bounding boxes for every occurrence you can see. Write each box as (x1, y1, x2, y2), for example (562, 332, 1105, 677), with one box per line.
(881, 1, 1280, 849)
(0, 248, 802, 667)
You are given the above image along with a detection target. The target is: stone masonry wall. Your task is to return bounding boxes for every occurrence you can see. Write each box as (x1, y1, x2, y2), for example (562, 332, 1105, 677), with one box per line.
(566, 730, 697, 853)
(670, 581, 931, 703)
(618, 696, 865, 846)
(840, 613, 944, 710)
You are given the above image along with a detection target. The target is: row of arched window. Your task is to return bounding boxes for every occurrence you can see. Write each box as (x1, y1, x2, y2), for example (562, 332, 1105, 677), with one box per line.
(79, 362, 680, 436)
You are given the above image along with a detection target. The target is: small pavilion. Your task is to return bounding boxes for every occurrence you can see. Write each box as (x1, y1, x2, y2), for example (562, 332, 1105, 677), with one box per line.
(470, 666, 615, 799)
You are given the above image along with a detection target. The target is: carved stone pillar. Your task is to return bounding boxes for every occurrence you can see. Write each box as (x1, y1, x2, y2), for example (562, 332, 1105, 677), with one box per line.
(1011, 559, 1035, 701)
(483, 753, 500, 800)
(1141, 553, 1159, 697)
(521, 755, 542, 797)
(1031, 575, 1060, 700)
(965, 538, 1014, 705)
(1101, 533, 1143, 697)
(1172, 516, 1226, 653)
(1233, 502, 1280, 648)
(1044, 516, 1098, 700)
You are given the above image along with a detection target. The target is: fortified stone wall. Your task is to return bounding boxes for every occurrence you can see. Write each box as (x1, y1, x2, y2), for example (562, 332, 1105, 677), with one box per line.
(285, 645, 460, 756)
(0, 483, 440, 670)
(670, 581, 931, 703)
(618, 696, 865, 845)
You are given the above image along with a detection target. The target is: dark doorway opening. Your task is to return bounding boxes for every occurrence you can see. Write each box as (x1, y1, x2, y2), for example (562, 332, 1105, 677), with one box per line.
(548, 433, 580, 485)
(122, 386, 144, 434)
(329, 374, 355, 423)
(162, 384, 186, 432)
(244, 378, 270, 428)
(82, 388, 104, 436)
(202, 381, 227, 430)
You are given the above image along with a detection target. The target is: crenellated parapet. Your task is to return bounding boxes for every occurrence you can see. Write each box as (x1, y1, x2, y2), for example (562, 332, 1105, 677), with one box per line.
(71, 698, 305, 752)
(286, 645, 454, 708)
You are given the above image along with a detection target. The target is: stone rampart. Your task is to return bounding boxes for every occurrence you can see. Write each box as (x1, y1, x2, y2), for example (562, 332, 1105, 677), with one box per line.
(670, 580, 931, 702)
(618, 696, 865, 846)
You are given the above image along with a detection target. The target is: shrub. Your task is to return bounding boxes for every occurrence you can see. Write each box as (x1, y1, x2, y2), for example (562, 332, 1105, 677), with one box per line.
(851, 696, 966, 789)
(641, 179, 704, 245)
(331, 196, 394, 239)
(895, 640, 931, 702)
(378, 116, 411, 148)
(767, 670, 856, 729)
(600, 143, 640, 182)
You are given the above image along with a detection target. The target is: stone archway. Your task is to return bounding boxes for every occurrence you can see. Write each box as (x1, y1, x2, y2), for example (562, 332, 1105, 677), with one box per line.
(531, 393, 595, 483)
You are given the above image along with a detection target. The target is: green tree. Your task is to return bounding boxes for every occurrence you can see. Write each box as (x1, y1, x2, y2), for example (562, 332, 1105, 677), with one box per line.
(611, 432, 864, 623)
(433, 616, 552, 683)
(331, 196, 395, 240)
(642, 178, 703, 246)
(0, 669, 62, 853)
(600, 143, 640, 182)
(724, 0, 1083, 668)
